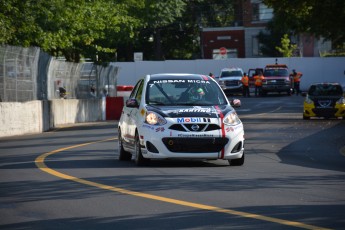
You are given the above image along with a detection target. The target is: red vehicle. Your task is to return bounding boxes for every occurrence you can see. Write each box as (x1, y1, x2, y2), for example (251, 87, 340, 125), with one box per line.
(248, 64, 293, 96)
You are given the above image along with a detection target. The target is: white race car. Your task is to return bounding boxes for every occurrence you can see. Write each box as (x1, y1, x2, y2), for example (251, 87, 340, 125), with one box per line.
(118, 73, 245, 166)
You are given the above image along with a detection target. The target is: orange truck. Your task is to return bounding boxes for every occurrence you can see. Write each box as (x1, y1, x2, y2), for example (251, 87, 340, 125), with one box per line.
(248, 64, 293, 96)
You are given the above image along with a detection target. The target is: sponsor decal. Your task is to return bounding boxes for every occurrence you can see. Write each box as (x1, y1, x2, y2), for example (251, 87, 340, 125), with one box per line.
(226, 127, 234, 132)
(152, 80, 186, 84)
(155, 127, 165, 132)
(177, 117, 202, 123)
(187, 79, 210, 84)
(177, 117, 211, 123)
(177, 134, 214, 137)
(151, 79, 211, 84)
(140, 108, 146, 116)
(142, 124, 154, 130)
(225, 125, 241, 132)
(178, 108, 212, 113)
(214, 105, 225, 159)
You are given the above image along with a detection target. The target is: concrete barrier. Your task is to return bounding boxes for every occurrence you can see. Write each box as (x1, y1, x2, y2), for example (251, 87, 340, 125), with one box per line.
(50, 99, 103, 127)
(0, 99, 104, 138)
(0, 101, 44, 138)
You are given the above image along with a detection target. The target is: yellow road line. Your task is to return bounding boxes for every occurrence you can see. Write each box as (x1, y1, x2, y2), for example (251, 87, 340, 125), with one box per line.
(35, 138, 331, 230)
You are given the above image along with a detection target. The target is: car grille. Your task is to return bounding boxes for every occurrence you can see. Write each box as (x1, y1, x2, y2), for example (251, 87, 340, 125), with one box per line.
(314, 99, 336, 108)
(162, 137, 229, 153)
(169, 124, 220, 132)
(312, 108, 338, 117)
(265, 79, 286, 85)
(224, 80, 241, 86)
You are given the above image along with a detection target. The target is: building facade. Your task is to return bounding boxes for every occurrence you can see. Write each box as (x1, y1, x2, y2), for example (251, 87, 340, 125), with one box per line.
(200, 0, 331, 59)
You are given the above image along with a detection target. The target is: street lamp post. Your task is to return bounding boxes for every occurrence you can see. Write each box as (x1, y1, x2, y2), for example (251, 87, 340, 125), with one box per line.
(199, 25, 204, 59)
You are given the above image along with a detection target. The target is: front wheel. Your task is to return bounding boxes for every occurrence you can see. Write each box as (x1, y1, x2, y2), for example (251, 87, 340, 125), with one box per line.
(118, 129, 131, 161)
(303, 114, 310, 120)
(228, 153, 244, 166)
(134, 132, 149, 166)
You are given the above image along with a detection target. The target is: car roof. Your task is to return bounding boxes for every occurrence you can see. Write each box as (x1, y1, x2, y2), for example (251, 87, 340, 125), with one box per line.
(265, 64, 288, 69)
(221, 67, 243, 71)
(310, 82, 341, 86)
(148, 73, 210, 81)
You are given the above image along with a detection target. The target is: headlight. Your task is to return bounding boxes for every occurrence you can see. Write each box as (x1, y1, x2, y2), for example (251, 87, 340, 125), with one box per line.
(336, 97, 345, 104)
(145, 111, 167, 125)
(305, 95, 313, 104)
(223, 111, 241, 126)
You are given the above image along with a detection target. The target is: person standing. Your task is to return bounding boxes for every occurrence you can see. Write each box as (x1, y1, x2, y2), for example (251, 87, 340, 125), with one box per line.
(241, 72, 250, 97)
(290, 69, 303, 95)
(254, 72, 264, 96)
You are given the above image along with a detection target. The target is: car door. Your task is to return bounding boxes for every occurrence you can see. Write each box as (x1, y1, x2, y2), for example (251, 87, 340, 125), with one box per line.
(126, 79, 144, 146)
(121, 80, 142, 145)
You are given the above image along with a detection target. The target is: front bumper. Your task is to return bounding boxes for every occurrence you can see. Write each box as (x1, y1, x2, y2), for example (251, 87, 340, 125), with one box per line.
(262, 84, 291, 92)
(138, 120, 245, 160)
(303, 102, 345, 118)
(219, 80, 243, 93)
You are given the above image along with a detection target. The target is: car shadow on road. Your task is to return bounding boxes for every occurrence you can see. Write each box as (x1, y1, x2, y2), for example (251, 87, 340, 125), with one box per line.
(276, 121, 345, 172)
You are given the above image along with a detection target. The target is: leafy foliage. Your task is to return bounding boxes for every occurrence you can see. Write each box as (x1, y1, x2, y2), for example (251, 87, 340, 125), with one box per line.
(275, 34, 297, 57)
(263, 0, 345, 48)
(1, 0, 235, 61)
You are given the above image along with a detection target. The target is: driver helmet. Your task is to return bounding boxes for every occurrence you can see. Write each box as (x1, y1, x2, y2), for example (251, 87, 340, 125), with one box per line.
(190, 87, 205, 100)
(196, 87, 205, 96)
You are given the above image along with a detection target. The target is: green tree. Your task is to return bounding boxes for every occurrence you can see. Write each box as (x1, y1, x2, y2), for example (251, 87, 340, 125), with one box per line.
(275, 34, 297, 57)
(1, 0, 238, 61)
(263, 0, 345, 49)
(0, 0, 139, 62)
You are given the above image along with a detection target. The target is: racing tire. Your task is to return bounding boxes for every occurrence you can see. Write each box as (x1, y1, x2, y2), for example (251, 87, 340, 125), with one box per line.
(303, 114, 310, 120)
(228, 153, 244, 166)
(134, 132, 150, 166)
(118, 129, 131, 161)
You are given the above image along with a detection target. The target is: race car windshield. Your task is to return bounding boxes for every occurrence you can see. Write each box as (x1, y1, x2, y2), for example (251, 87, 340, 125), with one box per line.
(264, 69, 288, 77)
(221, 70, 242, 77)
(146, 79, 227, 106)
(308, 84, 343, 96)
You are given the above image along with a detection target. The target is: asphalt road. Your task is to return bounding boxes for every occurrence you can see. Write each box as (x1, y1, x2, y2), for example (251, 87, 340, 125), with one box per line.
(1, 95, 345, 230)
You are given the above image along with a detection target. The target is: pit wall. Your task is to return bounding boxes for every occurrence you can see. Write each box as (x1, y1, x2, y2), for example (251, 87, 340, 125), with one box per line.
(0, 99, 105, 138)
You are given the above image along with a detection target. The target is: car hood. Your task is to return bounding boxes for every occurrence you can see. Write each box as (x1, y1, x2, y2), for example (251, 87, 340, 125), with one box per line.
(308, 95, 342, 106)
(146, 105, 234, 118)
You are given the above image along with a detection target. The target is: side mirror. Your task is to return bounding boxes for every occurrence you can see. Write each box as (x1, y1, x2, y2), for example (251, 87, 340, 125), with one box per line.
(126, 98, 139, 108)
(230, 98, 241, 108)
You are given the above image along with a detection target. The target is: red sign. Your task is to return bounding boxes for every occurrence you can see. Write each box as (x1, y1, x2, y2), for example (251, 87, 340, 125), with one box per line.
(219, 47, 227, 55)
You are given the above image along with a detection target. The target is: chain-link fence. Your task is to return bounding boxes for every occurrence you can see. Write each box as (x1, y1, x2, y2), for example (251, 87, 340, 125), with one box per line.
(0, 45, 119, 102)
(0, 45, 40, 102)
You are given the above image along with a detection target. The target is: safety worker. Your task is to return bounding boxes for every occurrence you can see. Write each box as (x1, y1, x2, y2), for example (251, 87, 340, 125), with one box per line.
(254, 71, 264, 96)
(241, 72, 250, 97)
(290, 69, 303, 95)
